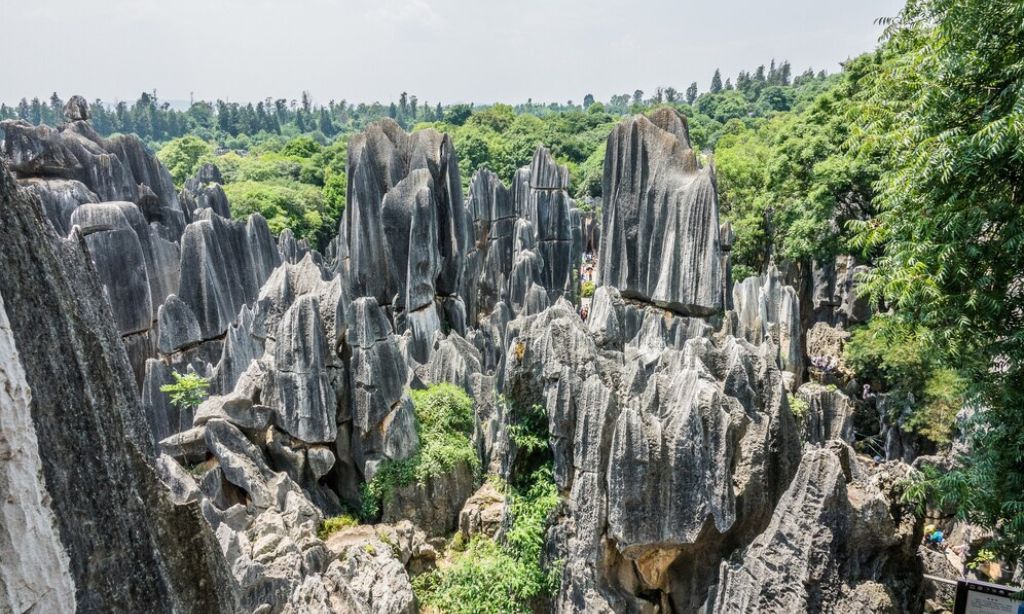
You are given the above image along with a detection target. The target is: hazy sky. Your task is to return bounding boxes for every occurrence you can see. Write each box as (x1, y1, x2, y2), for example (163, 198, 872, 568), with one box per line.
(0, 0, 904, 106)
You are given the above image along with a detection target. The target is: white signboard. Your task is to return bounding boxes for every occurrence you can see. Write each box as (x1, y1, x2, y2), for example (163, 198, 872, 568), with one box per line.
(955, 579, 1024, 614)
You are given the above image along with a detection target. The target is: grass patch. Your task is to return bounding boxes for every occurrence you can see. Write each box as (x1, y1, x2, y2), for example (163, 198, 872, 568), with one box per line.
(318, 514, 359, 540)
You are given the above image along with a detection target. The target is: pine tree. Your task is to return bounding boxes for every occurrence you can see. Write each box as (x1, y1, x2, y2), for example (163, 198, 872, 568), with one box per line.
(319, 108, 334, 136)
(779, 60, 792, 86)
(710, 69, 723, 93)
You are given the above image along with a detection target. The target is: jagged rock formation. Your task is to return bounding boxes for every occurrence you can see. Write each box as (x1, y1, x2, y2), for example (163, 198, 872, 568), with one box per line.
(598, 107, 722, 316)
(711, 444, 921, 613)
(0, 293, 76, 614)
(2, 104, 280, 387)
(181, 162, 232, 219)
(0, 158, 238, 612)
(338, 118, 469, 363)
(796, 382, 856, 444)
(729, 265, 803, 389)
(502, 293, 801, 612)
(0, 106, 930, 614)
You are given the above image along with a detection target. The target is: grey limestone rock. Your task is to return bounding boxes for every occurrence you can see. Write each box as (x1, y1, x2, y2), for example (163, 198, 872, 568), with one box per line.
(711, 445, 921, 613)
(182, 162, 231, 219)
(0, 158, 237, 612)
(796, 382, 856, 444)
(599, 108, 723, 316)
(18, 176, 98, 235)
(70, 201, 154, 335)
(63, 95, 90, 122)
(0, 292, 77, 614)
(157, 294, 202, 353)
(730, 265, 803, 388)
(264, 294, 337, 443)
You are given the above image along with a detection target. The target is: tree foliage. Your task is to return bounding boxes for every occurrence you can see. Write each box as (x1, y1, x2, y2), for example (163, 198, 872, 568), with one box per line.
(850, 0, 1024, 561)
(159, 371, 210, 411)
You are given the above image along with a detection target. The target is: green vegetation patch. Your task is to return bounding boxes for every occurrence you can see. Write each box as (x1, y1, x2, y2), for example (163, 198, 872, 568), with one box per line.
(159, 371, 210, 411)
(413, 469, 562, 614)
(318, 514, 359, 540)
(360, 383, 479, 520)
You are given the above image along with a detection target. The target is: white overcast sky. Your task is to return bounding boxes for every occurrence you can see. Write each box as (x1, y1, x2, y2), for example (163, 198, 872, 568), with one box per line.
(0, 0, 904, 106)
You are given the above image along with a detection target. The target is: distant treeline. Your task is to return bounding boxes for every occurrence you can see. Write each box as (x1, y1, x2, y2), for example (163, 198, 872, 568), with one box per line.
(0, 59, 828, 144)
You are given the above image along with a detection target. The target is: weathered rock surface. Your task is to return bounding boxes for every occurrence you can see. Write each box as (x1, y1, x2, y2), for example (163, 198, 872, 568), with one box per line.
(458, 481, 507, 541)
(0, 292, 77, 614)
(711, 446, 921, 613)
(797, 382, 856, 444)
(599, 108, 723, 315)
(182, 162, 232, 219)
(502, 296, 802, 612)
(730, 265, 803, 388)
(0, 158, 237, 612)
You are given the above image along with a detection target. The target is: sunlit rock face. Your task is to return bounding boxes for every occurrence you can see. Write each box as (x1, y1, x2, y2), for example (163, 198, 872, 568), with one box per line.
(0, 157, 238, 613)
(599, 107, 723, 316)
(339, 118, 470, 361)
(0, 103, 923, 614)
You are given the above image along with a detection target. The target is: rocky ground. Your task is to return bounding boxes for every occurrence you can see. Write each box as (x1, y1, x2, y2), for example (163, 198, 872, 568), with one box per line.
(0, 97, 997, 613)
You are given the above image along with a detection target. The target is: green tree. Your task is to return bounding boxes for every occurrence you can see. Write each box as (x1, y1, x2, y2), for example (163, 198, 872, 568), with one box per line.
(157, 136, 213, 186)
(710, 69, 723, 93)
(686, 82, 698, 104)
(852, 0, 1024, 562)
(160, 371, 210, 412)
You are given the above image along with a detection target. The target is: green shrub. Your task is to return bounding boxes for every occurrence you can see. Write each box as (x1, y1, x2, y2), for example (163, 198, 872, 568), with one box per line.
(159, 371, 209, 411)
(581, 281, 596, 298)
(413, 469, 561, 613)
(788, 394, 809, 422)
(361, 383, 479, 520)
(507, 403, 549, 456)
(318, 515, 359, 540)
(157, 136, 212, 186)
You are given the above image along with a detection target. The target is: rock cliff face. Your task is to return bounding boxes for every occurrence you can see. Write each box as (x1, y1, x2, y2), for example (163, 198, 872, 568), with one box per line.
(599, 108, 723, 316)
(0, 292, 76, 614)
(0, 158, 237, 613)
(0, 106, 924, 614)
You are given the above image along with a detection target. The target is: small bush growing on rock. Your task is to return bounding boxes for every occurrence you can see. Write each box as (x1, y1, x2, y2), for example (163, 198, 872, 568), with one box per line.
(581, 280, 596, 298)
(787, 394, 809, 422)
(360, 383, 479, 520)
(159, 371, 210, 412)
(318, 515, 359, 540)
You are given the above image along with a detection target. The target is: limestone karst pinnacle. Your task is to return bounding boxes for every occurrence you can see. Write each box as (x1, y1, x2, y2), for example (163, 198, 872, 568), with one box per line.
(0, 104, 924, 614)
(599, 107, 723, 316)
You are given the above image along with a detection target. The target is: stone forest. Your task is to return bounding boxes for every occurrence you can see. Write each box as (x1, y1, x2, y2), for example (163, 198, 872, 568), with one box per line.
(1, 2, 1023, 613)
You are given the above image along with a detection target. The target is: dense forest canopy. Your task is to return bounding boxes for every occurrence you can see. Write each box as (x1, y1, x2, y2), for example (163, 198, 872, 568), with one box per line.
(1, 0, 1021, 576)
